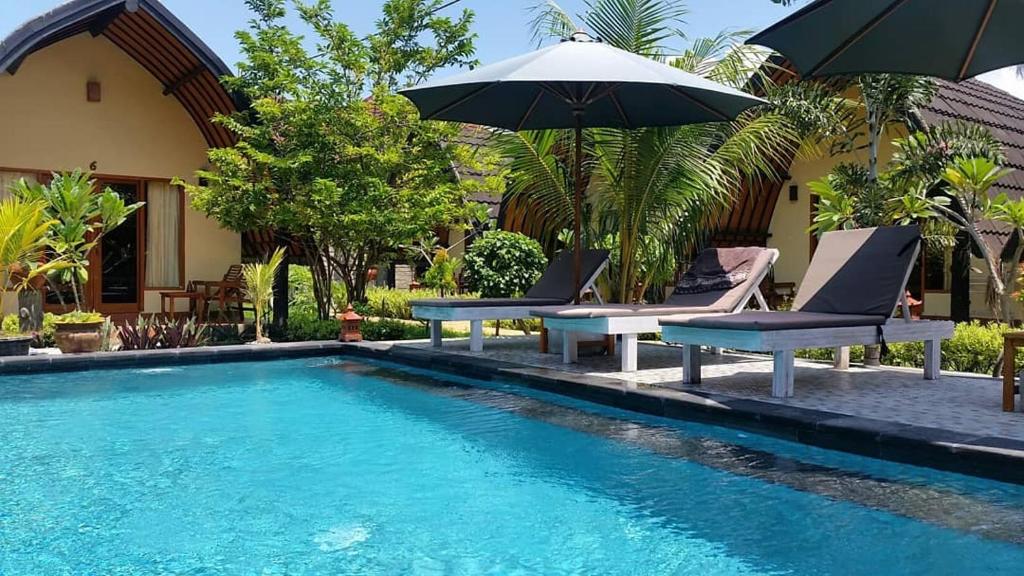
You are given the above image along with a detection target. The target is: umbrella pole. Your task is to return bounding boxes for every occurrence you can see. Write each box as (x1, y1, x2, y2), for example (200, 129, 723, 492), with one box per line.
(573, 111, 583, 305)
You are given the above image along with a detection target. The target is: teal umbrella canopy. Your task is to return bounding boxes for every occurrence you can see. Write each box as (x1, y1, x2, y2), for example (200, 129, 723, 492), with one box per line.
(748, 0, 1024, 81)
(400, 32, 767, 303)
(400, 32, 767, 130)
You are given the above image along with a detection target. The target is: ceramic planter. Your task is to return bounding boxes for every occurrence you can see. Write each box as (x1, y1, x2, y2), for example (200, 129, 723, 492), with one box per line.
(0, 335, 32, 357)
(54, 321, 105, 354)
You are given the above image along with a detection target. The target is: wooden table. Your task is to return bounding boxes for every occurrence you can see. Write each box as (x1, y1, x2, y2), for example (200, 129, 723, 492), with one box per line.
(159, 291, 204, 319)
(1002, 332, 1024, 411)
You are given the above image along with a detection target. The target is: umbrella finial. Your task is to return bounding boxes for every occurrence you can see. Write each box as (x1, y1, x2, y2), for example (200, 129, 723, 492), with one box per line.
(568, 30, 596, 43)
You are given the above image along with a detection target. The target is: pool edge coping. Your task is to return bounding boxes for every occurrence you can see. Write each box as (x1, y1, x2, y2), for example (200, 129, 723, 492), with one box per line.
(0, 341, 348, 374)
(341, 341, 1024, 486)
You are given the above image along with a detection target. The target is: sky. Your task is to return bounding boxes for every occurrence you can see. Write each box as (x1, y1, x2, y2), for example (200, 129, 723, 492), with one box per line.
(1, 0, 1022, 97)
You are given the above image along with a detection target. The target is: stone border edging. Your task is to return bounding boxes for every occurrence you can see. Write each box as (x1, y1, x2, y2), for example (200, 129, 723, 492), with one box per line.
(342, 341, 1024, 485)
(0, 341, 348, 374)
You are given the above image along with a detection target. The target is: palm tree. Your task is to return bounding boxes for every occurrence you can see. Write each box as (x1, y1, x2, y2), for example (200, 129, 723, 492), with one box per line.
(502, 0, 830, 302)
(242, 247, 287, 344)
(854, 74, 937, 182)
(0, 197, 61, 316)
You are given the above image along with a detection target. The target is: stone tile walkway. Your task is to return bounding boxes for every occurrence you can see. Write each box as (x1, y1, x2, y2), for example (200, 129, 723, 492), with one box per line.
(403, 336, 1024, 442)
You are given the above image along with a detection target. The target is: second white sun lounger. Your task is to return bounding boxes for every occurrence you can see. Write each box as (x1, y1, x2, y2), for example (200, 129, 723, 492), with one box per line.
(532, 247, 778, 372)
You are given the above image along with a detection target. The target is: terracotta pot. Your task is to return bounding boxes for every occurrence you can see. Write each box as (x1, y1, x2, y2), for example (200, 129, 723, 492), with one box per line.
(0, 335, 31, 357)
(54, 321, 105, 354)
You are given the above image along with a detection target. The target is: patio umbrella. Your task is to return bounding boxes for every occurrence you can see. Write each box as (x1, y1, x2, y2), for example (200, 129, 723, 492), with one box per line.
(747, 0, 1024, 81)
(400, 32, 767, 303)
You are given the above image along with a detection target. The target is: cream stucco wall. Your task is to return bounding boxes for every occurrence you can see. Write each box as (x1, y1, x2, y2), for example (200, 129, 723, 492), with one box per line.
(764, 94, 958, 319)
(767, 134, 903, 284)
(0, 33, 239, 315)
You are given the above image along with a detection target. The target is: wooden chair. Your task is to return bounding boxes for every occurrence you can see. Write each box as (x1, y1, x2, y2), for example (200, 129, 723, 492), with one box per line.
(194, 265, 254, 322)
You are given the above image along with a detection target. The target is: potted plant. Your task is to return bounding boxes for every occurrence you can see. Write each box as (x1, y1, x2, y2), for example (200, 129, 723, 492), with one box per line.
(0, 196, 61, 356)
(12, 170, 143, 353)
(52, 310, 106, 353)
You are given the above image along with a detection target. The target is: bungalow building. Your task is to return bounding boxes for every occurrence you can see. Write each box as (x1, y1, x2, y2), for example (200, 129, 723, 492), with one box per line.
(0, 0, 241, 317)
(713, 78, 1024, 322)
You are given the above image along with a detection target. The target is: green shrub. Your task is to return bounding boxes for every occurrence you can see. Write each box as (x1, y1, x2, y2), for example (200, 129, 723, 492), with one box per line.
(463, 231, 547, 298)
(422, 249, 459, 296)
(362, 318, 420, 341)
(362, 287, 436, 319)
(276, 312, 340, 342)
(360, 287, 477, 320)
(2, 312, 57, 347)
(289, 265, 347, 316)
(485, 318, 543, 332)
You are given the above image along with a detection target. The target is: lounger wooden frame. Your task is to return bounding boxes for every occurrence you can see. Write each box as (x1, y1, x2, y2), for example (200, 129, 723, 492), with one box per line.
(539, 250, 779, 373)
(412, 260, 609, 352)
(660, 242, 954, 398)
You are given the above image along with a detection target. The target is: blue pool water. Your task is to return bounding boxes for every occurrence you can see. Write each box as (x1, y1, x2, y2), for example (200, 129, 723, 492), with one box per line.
(2, 358, 1024, 575)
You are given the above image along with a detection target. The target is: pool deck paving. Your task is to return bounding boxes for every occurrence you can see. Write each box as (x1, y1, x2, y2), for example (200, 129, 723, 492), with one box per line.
(341, 336, 1024, 484)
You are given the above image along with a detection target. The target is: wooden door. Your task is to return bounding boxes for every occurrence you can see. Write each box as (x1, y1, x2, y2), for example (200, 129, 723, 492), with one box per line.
(91, 180, 144, 314)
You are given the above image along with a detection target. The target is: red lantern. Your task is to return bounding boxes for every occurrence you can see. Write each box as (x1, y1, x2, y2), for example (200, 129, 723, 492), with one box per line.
(338, 304, 363, 342)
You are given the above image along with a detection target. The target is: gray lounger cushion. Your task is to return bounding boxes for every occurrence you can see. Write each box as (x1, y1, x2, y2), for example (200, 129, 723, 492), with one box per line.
(794, 225, 920, 317)
(533, 247, 774, 319)
(411, 248, 610, 309)
(410, 297, 568, 308)
(525, 249, 611, 301)
(533, 302, 734, 319)
(661, 311, 888, 331)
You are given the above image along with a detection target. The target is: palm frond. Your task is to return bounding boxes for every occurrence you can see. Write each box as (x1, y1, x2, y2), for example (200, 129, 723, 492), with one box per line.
(583, 0, 687, 57)
(527, 1, 578, 46)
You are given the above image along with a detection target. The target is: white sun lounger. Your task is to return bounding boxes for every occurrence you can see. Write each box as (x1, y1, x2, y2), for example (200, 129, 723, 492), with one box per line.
(531, 247, 778, 372)
(411, 249, 610, 352)
(659, 225, 955, 398)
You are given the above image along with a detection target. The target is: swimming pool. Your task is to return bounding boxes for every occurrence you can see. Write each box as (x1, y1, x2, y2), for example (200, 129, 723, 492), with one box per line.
(2, 357, 1023, 575)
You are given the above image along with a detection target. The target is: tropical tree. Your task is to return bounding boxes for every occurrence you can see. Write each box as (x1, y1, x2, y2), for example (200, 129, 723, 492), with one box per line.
(504, 0, 823, 303)
(185, 0, 501, 316)
(811, 122, 1013, 320)
(12, 170, 143, 312)
(932, 158, 1022, 324)
(242, 247, 287, 343)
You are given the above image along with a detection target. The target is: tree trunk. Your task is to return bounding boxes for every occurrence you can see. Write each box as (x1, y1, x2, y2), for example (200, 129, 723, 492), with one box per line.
(272, 253, 289, 328)
(865, 94, 880, 183)
(303, 241, 333, 320)
(1000, 249, 1023, 326)
(863, 95, 882, 365)
(950, 231, 971, 322)
(976, 233, 1008, 322)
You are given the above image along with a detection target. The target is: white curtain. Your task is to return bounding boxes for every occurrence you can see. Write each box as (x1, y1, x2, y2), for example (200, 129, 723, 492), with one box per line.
(0, 171, 37, 200)
(145, 182, 182, 288)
